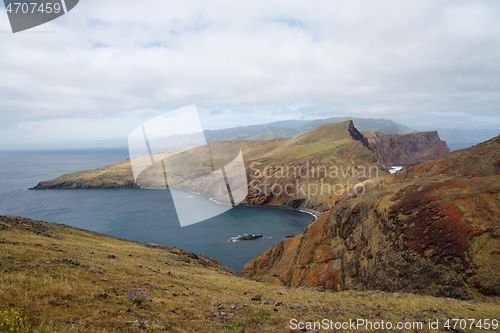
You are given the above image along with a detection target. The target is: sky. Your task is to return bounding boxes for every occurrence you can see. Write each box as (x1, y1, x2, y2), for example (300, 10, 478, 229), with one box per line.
(0, 0, 499, 149)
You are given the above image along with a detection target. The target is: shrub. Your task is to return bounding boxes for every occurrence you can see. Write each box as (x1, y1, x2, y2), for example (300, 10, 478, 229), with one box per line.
(127, 288, 152, 305)
(0, 309, 29, 333)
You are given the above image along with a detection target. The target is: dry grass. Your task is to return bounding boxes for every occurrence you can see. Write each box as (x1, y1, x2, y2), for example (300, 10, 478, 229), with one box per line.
(1, 216, 499, 332)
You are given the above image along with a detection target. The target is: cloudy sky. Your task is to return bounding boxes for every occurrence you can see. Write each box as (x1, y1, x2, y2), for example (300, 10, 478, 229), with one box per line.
(1, 0, 499, 149)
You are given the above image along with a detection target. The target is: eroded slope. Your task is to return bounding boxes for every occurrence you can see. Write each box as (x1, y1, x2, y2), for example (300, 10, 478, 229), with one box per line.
(244, 136, 499, 299)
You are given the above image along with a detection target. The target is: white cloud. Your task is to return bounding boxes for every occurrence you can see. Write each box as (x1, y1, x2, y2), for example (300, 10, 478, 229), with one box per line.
(0, 0, 499, 148)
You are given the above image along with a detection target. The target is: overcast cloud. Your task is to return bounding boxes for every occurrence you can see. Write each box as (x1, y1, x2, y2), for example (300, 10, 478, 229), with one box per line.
(1, 0, 499, 149)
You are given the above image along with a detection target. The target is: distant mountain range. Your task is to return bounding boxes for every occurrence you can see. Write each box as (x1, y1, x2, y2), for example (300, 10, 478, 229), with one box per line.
(204, 117, 415, 141)
(204, 117, 498, 151)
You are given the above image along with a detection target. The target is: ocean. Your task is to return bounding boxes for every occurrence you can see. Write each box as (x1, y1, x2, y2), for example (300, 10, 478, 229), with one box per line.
(0, 149, 312, 271)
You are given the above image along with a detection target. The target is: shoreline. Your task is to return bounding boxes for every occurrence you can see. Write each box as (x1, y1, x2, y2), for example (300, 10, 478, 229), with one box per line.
(239, 202, 320, 220)
(173, 189, 321, 220)
(31, 183, 321, 221)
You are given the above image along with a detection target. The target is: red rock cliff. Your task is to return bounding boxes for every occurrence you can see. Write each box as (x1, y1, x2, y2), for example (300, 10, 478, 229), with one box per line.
(365, 131, 450, 166)
(243, 136, 499, 299)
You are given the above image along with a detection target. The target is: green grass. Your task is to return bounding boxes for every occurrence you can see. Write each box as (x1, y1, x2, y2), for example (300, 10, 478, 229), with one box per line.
(0, 309, 29, 333)
(0, 216, 499, 332)
(263, 138, 350, 161)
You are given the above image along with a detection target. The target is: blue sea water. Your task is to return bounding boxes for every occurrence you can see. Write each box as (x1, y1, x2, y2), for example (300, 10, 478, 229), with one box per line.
(0, 149, 312, 271)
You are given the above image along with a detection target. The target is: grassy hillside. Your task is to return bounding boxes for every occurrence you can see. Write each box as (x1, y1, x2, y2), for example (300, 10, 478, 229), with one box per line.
(1, 216, 499, 332)
(30, 121, 450, 212)
(31, 121, 387, 211)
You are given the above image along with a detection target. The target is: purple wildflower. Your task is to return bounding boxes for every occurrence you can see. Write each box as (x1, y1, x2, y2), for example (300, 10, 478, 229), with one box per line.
(127, 287, 152, 304)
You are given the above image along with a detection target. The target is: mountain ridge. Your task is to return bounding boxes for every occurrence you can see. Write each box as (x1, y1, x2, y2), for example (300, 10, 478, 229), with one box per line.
(204, 116, 415, 142)
(30, 121, 449, 212)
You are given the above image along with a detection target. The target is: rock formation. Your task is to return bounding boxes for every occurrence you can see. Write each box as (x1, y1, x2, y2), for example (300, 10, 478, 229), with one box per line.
(243, 136, 499, 299)
(365, 131, 450, 166)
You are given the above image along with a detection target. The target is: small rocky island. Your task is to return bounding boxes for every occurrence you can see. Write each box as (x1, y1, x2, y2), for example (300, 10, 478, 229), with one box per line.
(228, 234, 264, 242)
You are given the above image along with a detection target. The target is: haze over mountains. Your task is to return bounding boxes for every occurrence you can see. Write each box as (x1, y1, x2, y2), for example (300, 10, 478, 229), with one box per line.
(204, 117, 414, 141)
(204, 117, 496, 151)
(4, 116, 493, 152)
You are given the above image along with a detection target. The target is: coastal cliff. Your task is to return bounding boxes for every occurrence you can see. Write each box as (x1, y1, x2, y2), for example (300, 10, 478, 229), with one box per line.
(31, 121, 449, 213)
(365, 130, 450, 166)
(243, 136, 499, 299)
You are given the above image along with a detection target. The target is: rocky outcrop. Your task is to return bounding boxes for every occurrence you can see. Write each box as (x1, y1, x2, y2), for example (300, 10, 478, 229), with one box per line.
(30, 161, 136, 190)
(228, 234, 263, 242)
(365, 131, 449, 166)
(243, 121, 386, 210)
(243, 136, 500, 299)
(30, 121, 451, 214)
(31, 121, 387, 212)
